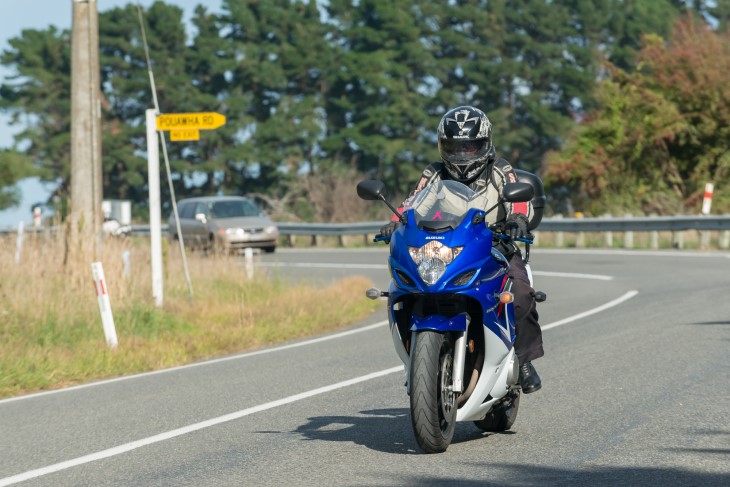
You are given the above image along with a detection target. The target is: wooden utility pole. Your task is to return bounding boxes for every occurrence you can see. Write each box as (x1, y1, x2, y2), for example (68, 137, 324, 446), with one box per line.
(70, 0, 102, 257)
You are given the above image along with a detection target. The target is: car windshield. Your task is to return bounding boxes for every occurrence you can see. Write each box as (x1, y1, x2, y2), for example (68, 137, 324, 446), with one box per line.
(408, 180, 490, 230)
(210, 200, 260, 219)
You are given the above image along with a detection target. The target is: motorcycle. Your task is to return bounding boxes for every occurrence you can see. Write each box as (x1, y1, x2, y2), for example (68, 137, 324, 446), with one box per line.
(357, 176, 546, 453)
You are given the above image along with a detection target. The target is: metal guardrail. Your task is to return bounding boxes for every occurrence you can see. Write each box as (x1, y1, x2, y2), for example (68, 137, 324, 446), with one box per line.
(277, 222, 384, 236)
(3, 216, 730, 236)
(276, 216, 730, 234)
(537, 215, 730, 232)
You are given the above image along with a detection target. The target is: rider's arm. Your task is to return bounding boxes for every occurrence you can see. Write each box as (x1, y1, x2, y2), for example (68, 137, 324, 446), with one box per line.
(390, 163, 441, 222)
(492, 159, 533, 222)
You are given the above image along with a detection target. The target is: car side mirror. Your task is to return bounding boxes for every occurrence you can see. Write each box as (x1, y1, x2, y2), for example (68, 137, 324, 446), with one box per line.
(503, 182, 534, 203)
(195, 212, 207, 223)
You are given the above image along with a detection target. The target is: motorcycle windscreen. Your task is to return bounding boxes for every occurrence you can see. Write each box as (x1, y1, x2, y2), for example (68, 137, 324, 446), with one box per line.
(409, 180, 489, 231)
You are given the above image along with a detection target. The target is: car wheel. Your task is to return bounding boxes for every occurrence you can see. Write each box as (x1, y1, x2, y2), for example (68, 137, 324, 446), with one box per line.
(263, 246, 276, 253)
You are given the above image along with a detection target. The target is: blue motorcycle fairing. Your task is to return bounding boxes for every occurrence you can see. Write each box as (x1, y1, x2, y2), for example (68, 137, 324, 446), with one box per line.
(388, 208, 500, 294)
(397, 207, 491, 250)
(388, 275, 515, 350)
(410, 313, 469, 333)
(385, 207, 516, 349)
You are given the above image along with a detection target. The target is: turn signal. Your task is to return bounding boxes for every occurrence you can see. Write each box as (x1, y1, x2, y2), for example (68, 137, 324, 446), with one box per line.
(499, 292, 514, 304)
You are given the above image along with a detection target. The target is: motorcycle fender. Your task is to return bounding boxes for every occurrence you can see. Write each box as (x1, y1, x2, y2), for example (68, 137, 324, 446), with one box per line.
(410, 313, 468, 333)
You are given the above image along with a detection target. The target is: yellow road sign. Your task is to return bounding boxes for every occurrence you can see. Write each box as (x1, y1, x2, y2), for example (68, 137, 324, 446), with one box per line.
(156, 112, 226, 131)
(170, 129, 200, 142)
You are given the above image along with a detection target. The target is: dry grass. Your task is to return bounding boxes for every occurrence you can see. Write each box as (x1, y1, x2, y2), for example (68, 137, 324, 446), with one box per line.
(0, 233, 379, 398)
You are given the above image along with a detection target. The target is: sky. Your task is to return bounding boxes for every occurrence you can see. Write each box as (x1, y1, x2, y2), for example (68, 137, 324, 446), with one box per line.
(0, 0, 223, 228)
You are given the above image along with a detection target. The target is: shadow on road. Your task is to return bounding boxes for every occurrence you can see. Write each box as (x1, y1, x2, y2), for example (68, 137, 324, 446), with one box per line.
(293, 408, 509, 455)
(690, 321, 730, 325)
(291, 411, 729, 485)
(388, 465, 729, 486)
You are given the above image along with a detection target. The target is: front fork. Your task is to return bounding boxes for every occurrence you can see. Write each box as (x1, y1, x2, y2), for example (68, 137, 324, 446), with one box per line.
(452, 331, 467, 393)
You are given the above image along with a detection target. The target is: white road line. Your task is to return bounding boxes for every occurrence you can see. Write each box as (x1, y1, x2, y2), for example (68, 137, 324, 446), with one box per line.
(532, 270, 613, 281)
(256, 262, 387, 269)
(0, 290, 639, 486)
(541, 290, 639, 331)
(0, 321, 388, 406)
(534, 248, 730, 258)
(0, 366, 405, 487)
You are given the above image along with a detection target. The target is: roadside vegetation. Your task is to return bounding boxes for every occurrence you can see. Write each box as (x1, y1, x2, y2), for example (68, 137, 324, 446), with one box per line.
(0, 236, 379, 399)
(1, 3, 727, 224)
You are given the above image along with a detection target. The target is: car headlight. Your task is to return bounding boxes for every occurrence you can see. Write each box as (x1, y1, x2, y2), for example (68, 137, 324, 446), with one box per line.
(265, 225, 278, 234)
(408, 241, 463, 285)
(225, 228, 244, 236)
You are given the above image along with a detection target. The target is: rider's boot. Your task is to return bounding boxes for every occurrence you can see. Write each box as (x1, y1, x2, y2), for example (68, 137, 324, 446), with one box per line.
(519, 362, 542, 394)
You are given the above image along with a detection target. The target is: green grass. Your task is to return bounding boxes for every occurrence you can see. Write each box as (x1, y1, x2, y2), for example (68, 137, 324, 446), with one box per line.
(0, 237, 380, 398)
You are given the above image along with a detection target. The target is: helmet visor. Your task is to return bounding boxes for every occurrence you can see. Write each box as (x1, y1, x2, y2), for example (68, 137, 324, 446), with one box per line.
(439, 138, 489, 164)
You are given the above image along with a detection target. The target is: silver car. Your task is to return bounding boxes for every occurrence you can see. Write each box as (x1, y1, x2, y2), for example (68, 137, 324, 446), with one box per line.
(169, 196, 279, 253)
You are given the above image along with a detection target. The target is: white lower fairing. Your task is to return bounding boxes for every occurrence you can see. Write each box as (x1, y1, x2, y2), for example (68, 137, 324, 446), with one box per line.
(456, 328, 514, 422)
(390, 317, 410, 367)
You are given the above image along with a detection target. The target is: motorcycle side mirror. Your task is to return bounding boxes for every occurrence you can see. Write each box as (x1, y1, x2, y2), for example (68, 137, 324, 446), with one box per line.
(502, 182, 534, 203)
(356, 179, 405, 223)
(484, 182, 536, 217)
(356, 179, 387, 201)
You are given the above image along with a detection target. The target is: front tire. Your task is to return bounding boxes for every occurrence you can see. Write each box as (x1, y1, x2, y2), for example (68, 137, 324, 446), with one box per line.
(410, 331, 458, 453)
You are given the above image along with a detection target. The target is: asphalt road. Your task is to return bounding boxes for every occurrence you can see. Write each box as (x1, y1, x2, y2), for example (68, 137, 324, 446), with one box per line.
(1, 248, 728, 486)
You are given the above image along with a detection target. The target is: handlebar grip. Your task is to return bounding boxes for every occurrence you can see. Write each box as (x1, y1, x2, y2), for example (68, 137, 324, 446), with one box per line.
(495, 233, 533, 245)
(373, 235, 391, 243)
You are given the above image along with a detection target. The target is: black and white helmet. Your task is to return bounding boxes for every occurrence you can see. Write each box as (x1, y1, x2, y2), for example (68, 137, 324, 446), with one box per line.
(437, 106, 493, 182)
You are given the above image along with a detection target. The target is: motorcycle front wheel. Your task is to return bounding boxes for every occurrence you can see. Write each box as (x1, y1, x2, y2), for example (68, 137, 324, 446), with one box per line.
(409, 331, 458, 453)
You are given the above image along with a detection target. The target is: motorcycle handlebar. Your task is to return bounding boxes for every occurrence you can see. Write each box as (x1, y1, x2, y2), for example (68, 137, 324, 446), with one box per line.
(494, 232, 534, 245)
(375, 230, 532, 245)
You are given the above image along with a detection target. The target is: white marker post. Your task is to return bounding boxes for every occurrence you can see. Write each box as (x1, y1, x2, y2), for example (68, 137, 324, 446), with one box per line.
(701, 182, 713, 215)
(700, 182, 714, 248)
(122, 250, 131, 279)
(33, 207, 41, 228)
(146, 108, 163, 307)
(92, 262, 118, 349)
(14, 221, 24, 264)
(244, 247, 254, 279)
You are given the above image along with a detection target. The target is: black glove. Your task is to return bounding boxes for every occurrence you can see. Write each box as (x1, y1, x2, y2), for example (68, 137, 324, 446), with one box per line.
(379, 221, 399, 237)
(505, 214, 529, 240)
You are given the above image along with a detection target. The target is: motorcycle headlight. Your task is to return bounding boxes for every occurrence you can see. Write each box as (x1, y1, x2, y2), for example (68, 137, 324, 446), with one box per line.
(408, 241, 463, 285)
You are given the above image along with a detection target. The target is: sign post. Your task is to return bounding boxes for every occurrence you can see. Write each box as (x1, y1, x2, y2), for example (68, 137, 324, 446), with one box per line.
(146, 109, 163, 307)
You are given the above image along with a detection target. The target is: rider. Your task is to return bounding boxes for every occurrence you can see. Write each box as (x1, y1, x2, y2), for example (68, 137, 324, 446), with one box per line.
(379, 105, 543, 393)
